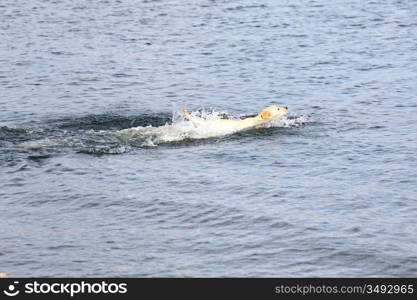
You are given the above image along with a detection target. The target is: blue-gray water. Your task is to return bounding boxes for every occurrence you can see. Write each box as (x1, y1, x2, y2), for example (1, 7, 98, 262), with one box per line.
(1, 0, 417, 277)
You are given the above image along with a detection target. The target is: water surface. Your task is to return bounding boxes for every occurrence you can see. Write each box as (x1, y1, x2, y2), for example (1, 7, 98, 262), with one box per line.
(1, 0, 417, 277)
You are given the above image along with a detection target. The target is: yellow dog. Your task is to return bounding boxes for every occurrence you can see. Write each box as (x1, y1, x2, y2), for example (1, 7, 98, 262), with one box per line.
(183, 105, 288, 131)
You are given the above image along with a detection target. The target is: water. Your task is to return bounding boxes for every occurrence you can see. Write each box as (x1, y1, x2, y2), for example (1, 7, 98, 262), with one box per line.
(1, 0, 417, 277)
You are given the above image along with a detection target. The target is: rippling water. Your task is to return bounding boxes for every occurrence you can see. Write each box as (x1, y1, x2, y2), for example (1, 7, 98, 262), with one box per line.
(1, 0, 417, 277)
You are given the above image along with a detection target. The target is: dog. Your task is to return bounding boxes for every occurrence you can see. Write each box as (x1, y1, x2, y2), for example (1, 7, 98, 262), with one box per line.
(183, 105, 288, 132)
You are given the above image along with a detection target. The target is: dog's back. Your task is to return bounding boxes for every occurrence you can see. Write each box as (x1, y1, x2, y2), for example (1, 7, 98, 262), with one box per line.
(182, 106, 288, 132)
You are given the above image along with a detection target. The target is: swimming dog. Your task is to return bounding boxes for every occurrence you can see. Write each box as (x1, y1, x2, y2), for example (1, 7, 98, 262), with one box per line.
(183, 105, 288, 132)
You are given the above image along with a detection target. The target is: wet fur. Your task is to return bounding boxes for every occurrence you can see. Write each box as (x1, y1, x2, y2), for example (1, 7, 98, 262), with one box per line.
(182, 106, 288, 131)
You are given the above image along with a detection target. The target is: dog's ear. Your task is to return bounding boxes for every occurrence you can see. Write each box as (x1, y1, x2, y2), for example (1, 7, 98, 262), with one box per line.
(260, 110, 272, 119)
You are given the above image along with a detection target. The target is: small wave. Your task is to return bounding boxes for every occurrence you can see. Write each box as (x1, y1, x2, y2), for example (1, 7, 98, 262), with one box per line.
(54, 113, 171, 131)
(19, 138, 63, 150)
(0, 126, 44, 143)
(260, 115, 309, 128)
(78, 144, 128, 155)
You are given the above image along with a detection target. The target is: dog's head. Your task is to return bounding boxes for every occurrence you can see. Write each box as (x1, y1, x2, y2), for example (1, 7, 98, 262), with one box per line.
(259, 105, 288, 120)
